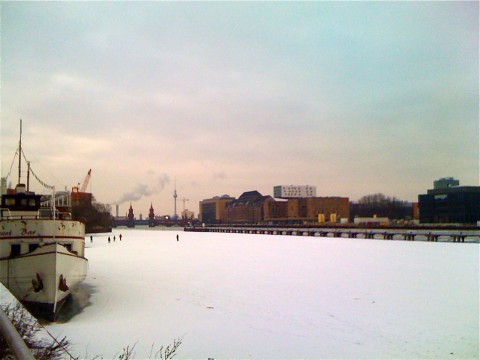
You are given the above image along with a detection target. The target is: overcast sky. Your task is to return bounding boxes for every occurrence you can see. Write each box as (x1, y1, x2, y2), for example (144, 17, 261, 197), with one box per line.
(1, 1, 478, 217)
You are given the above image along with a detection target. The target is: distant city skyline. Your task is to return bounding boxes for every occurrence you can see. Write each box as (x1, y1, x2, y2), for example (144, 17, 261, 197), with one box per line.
(1, 1, 478, 216)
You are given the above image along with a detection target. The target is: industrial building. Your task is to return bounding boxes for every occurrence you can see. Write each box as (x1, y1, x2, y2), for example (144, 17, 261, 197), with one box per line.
(418, 178, 480, 224)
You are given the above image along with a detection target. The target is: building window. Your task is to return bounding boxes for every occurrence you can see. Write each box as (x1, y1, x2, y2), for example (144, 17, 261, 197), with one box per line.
(10, 244, 21, 257)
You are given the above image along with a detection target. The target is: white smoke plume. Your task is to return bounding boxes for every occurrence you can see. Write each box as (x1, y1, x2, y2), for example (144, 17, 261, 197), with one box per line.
(117, 173, 170, 205)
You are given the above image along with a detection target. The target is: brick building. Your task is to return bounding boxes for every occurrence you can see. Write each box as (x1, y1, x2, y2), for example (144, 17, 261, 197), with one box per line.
(286, 197, 349, 223)
(199, 195, 235, 224)
(226, 191, 272, 224)
(288, 198, 308, 220)
(202, 190, 349, 225)
(270, 185, 349, 224)
(307, 197, 350, 223)
(263, 199, 288, 223)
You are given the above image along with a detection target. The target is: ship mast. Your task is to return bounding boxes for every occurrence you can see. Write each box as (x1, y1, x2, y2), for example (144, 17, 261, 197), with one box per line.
(27, 162, 31, 192)
(18, 119, 22, 185)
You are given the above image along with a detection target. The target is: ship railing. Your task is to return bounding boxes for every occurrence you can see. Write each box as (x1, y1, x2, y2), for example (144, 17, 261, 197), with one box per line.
(0, 207, 12, 219)
(39, 208, 72, 220)
(0, 208, 72, 221)
(40, 192, 71, 208)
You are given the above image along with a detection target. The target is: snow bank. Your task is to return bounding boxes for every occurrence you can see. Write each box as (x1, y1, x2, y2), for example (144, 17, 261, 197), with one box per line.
(1, 283, 56, 352)
(0, 283, 18, 308)
(46, 228, 479, 359)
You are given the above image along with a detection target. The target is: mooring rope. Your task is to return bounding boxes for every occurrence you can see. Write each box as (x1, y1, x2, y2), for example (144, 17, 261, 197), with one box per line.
(4, 149, 18, 181)
(21, 150, 55, 190)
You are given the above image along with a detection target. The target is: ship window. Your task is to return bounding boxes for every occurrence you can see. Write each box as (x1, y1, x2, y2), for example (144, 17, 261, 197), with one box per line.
(29, 244, 39, 252)
(5, 198, 15, 206)
(20, 199, 27, 206)
(65, 244, 72, 252)
(10, 244, 21, 257)
(29, 199, 36, 206)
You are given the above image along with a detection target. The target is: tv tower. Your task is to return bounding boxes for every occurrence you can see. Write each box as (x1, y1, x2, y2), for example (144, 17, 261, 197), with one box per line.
(173, 178, 178, 220)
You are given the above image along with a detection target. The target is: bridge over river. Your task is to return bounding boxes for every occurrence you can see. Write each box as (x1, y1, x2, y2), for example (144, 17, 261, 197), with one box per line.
(185, 225, 480, 243)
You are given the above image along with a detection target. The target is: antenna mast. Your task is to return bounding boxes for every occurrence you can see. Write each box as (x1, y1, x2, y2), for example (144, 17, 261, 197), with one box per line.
(173, 178, 178, 219)
(18, 119, 22, 184)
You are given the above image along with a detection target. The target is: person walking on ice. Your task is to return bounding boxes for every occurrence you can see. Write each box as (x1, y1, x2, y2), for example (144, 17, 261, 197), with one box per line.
(176, 234, 179, 241)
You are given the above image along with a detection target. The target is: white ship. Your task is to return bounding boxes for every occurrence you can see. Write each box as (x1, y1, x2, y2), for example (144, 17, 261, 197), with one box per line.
(0, 121, 88, 321)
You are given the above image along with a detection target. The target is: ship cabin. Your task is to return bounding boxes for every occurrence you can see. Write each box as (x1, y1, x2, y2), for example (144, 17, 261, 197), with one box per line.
(1, 184, 42, 219)
(0, 184, 84, 259)
(1, 184, 72, 220)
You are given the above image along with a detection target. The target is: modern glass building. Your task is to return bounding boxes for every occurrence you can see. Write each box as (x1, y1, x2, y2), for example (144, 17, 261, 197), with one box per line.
(433, 177, 460, 190)
(418, 180, 480, 224)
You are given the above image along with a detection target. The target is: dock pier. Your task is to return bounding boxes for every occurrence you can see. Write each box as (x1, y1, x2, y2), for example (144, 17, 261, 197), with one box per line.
(184, 226, 480, 243)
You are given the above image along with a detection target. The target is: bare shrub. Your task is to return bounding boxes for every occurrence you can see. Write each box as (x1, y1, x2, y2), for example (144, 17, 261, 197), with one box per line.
(1, 303, 183, 360)
(0, 303, 73, 359)
(154, 337, 183, 359)
(114, 337, 183, 359)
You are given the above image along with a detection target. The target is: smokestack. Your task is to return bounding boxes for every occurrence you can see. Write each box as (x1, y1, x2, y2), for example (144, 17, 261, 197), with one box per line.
(116, 204, 119, 218)
(116, 174, 170, 205)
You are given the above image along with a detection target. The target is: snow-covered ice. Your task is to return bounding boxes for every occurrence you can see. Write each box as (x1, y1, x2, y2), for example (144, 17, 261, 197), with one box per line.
(42, 228, 478, 359)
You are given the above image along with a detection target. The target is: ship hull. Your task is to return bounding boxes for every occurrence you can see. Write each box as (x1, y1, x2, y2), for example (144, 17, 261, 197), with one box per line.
(0, 219, 88, 321)
(1, 243, 88, 321)
(23, 294, 71, 322)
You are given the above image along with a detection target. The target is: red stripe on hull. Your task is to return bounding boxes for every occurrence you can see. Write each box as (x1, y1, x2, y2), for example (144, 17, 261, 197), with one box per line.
(0, 236, 85, 241)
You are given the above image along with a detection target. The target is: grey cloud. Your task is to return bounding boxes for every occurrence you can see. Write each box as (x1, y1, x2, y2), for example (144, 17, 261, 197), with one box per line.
(213, 171, 227, 180)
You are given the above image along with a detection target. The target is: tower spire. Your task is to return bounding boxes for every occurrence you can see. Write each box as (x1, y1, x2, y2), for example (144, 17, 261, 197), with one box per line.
(173, 178, 178, 220)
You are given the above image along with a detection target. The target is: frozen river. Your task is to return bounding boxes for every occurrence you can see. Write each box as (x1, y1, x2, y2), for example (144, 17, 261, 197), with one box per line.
(45, 228, 478, 359)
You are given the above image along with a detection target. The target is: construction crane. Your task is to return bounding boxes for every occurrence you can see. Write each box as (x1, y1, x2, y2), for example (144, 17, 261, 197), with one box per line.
(182, 198, 189, 211)
(73, 169, 91, 193)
